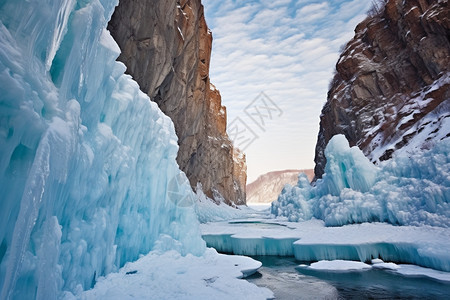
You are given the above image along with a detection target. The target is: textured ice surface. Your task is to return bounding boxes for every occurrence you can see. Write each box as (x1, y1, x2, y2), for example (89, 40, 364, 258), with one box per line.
(79, 248, 273, 300)
(0, 0, 207, 298)
(201, 219, 450, 272)
(272, 134, 450, 227)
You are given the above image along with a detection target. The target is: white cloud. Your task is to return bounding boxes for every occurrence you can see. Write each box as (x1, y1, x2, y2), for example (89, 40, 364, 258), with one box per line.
(296, 2, 329, 22)
(298, 2, 328, 15)
(202, 0, 372, 182)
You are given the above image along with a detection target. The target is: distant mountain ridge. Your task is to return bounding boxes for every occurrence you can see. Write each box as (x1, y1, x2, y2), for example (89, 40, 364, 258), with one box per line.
(314, 0, 449, 179)
(247, 169, 314, 204)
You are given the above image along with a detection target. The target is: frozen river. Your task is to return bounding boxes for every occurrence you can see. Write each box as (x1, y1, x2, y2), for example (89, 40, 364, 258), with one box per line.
(247, 255, 450, 299)
(200, 213, 450, 299)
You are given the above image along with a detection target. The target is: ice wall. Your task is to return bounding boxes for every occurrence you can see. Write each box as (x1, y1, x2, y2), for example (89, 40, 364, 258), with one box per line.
(0, 0, 205, 298)
(272, 135, 450, 227)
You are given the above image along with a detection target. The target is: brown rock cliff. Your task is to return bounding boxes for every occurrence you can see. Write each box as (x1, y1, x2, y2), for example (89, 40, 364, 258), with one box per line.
(108, 0, 246, 205)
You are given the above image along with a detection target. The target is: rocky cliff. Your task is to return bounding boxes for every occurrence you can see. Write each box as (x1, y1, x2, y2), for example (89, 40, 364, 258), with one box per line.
(247, 170, 314, 204)
(314, 0, 449, 179)
(108, 0, 246, 205)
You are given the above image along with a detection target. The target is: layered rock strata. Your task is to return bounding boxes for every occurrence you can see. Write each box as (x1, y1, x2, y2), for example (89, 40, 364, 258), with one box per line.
(314, 0, 449, 179)
(108, 0, 246, 204)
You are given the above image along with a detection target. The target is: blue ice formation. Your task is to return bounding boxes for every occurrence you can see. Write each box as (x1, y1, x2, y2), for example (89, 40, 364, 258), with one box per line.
(272, 134, 450, 227)
(0, 0, 205, 298)
(202, 234, 298, 256)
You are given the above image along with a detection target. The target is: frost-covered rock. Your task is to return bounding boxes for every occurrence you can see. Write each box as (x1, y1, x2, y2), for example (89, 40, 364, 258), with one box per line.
(0, 0, 206, 298)
(272, 134, 450, 227)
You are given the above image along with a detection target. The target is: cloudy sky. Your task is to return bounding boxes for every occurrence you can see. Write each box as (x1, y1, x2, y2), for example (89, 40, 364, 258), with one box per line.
(202, 0, 372, 182)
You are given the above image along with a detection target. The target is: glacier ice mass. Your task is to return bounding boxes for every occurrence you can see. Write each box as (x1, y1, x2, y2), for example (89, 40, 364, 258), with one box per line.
(0, 0, 206, 298)
(272, 134, 450, 227)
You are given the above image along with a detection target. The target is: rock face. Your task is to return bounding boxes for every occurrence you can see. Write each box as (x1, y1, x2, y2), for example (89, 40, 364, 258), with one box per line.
(314, 0, 450, 179)
(247, 170, 314, 204)
(108, 0, 246, 205)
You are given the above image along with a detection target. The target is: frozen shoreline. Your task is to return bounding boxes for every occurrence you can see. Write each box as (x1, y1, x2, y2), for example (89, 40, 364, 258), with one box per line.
(201, 218, 450, 275)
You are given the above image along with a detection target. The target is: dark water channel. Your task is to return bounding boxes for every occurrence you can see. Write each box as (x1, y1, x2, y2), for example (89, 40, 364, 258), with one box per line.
(246, 256, 450, 300)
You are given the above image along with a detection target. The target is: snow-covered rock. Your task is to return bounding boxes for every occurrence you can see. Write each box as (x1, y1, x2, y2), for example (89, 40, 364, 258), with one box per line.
(314, 0, 450, 179)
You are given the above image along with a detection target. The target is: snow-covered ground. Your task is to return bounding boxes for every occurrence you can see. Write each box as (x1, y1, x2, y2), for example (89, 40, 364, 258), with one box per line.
(77, 249, 273, 300)
(247, 203, 272, 211)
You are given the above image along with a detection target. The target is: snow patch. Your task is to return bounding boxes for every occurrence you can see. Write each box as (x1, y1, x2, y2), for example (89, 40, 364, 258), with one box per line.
(307, 260, 371, 271)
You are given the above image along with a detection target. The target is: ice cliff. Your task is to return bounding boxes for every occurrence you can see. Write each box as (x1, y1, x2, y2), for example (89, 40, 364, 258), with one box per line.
(314, 0, 450, 179)
(0, 0, 206, 298)
(272, 134, 450, 227)
(107, 0, 247, 206)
